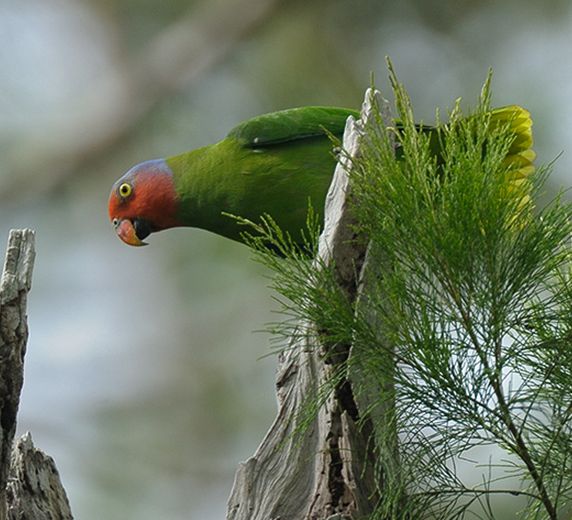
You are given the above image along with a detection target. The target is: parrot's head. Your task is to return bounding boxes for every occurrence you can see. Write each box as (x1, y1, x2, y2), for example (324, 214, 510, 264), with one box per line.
(108, 159, 180, 246)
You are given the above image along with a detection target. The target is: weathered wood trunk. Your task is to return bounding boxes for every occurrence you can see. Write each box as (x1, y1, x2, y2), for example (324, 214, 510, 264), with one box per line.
(227, 89, 391, 520)
(0, 230, 73, 520)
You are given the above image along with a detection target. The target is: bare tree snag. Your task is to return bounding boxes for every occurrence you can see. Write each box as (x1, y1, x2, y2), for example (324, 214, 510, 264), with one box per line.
(227, 89, 391, 520)
(0, 230, 73, 520)
(7, 433, 73, 520)
(0, 229, 35, 519)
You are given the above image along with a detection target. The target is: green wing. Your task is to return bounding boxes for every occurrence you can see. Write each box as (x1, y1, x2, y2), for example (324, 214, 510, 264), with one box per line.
(226, 106, 359, 148)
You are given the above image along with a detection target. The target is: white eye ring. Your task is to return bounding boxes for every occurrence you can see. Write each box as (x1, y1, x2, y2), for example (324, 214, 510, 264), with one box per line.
(112, 218, 119, 227)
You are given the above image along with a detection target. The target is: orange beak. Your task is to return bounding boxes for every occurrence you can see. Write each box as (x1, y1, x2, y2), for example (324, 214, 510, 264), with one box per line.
(114, 219, 148, 247)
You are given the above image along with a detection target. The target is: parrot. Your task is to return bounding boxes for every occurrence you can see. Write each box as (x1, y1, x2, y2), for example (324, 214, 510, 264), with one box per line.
(108, 105, 534, 247)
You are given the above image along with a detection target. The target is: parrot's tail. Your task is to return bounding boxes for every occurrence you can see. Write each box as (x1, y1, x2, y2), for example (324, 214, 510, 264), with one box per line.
(489, 105, 535, 200)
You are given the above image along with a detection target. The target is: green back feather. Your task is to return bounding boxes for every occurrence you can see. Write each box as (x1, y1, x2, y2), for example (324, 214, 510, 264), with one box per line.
(227, 106, 359, 147)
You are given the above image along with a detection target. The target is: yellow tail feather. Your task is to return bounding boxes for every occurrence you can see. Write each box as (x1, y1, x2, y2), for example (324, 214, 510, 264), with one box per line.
(490, 105, 535, 178)
(490, 105, 535, 215)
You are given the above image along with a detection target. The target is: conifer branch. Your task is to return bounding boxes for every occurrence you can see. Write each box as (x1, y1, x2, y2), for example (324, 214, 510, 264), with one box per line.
(234, 66, 572, 518)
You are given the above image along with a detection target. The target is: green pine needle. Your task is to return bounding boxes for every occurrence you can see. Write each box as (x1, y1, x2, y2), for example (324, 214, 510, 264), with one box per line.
(238, 65, 572, 519)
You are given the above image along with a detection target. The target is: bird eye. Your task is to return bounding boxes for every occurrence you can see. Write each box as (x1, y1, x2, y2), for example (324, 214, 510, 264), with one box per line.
(119, 183, 132, 198)
(112, 218, 119, 227)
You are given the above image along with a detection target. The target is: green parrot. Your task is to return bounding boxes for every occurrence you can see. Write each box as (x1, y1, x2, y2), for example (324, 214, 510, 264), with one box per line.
(108, 105, 534, 247)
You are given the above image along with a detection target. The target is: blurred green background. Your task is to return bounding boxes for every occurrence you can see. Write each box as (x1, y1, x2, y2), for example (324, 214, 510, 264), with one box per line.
(1, 0, 570, 518)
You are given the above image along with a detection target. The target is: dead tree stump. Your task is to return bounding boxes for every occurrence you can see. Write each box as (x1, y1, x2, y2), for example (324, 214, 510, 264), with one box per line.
(227, 89, 391, 520)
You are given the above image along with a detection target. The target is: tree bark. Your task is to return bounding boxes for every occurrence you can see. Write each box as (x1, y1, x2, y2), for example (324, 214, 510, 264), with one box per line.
(227, 89, 391, 520)
(0, 230, 73, 520)
(7, 433, 73, 520)
(0, 229, 36, 519)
